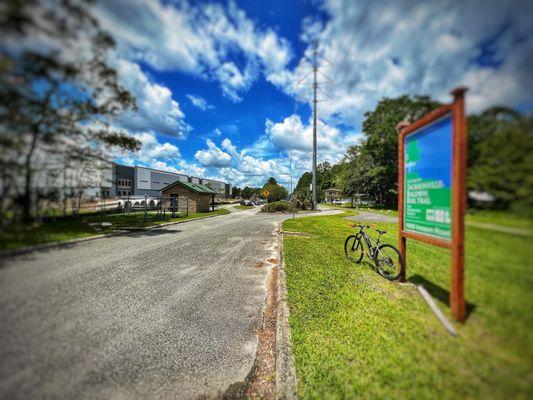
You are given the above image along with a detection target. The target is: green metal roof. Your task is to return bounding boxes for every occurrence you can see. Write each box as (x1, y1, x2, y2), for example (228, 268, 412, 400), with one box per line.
(161, 180, 217, 194)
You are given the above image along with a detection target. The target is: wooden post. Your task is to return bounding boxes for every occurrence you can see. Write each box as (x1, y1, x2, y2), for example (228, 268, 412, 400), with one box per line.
(450, 87, 468, 322)
(397, 120, 409, 282)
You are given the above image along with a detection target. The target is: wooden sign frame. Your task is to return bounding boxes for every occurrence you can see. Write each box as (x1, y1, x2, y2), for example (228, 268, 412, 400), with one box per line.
(398, 87, 468, 322)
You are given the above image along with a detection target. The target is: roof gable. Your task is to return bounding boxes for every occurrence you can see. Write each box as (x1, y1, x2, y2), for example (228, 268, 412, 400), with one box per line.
(161, 180, 216, 194)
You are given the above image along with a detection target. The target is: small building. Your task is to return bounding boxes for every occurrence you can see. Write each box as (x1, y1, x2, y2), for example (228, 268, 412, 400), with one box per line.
(324, 188, 341, 203)
(160, 181, 216, 213)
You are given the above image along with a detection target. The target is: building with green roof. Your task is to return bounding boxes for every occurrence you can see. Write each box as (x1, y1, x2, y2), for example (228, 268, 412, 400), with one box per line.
(160, 180, 217, 213)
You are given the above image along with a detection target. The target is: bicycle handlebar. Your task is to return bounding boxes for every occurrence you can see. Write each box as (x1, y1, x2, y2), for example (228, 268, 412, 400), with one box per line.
(351, 223, 370, 229)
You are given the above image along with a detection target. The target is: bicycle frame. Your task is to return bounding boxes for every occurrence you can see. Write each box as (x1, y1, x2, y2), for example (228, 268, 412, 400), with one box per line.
(354, 228, 382, 259)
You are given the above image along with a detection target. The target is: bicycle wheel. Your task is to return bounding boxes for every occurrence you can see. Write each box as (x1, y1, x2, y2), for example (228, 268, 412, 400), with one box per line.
(375, 244, 404, 281)
(344, 235, 364, 264)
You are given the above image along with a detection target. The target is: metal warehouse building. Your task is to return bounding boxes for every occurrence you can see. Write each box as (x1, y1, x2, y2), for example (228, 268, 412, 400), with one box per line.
(111, 164, 231, 199)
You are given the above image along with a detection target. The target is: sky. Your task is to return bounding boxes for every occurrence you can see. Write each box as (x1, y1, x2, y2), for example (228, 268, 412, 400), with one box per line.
(90, 0, 533, 188)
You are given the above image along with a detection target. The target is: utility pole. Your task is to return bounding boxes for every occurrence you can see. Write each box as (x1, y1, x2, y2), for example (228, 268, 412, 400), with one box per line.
(312, 40, 318, 210)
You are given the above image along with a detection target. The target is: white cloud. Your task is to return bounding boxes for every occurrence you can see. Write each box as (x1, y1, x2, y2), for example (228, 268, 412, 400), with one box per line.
(177, 160, 207, 177)
(186, 94, 213, 111)
(94, 0, 292, 102)
(275, 0, 533, 129)
(221, 138, 239, 157)
(130, 131, 181, 162)
(114, 59, 191, 138)
(215, 62, 256, 102)
(265, 115, 341, 152)
(195, 139, 233, 167)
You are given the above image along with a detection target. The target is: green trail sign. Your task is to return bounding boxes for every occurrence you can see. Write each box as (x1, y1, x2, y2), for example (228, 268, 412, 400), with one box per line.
(404, 114, 452, 241)
(398, 87, 468, 322)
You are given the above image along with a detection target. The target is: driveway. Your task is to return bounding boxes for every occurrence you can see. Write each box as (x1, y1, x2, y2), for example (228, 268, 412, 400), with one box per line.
(0, 208, 337, 399)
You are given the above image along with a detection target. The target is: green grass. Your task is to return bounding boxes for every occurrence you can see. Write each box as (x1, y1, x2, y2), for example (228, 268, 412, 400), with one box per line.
(0, 209, 229, 250)
(466, 210, 533, 230)
(234, 205, 255, 210)
(321, 203, 399, 216)
(283, 211, 533, 399)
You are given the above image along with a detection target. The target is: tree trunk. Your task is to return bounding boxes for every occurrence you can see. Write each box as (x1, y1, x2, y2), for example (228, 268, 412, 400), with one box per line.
(22, 131, 39, 223)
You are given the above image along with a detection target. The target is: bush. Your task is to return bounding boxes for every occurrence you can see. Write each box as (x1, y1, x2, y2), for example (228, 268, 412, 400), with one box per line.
(261, 200, 296, 213)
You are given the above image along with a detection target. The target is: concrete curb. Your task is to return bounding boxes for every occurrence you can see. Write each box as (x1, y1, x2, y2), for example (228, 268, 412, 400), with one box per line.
(275, 222, 298, 400)
(0, 211, 229, 258)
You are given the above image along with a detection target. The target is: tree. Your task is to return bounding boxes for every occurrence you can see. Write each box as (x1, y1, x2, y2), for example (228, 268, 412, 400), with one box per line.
(345, 95, 441, 208)
(468, 109, 533, 209)
(265, 177, 278, 186)
(292, 98, 531, 212)
(263, 176, 288, 202)
(241, 186, 261, 199)
(231, 186, 242, 198)
(0, 0, 141, 222)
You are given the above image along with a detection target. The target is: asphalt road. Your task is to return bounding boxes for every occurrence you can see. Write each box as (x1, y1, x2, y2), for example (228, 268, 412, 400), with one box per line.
(0, 208, 301, 400)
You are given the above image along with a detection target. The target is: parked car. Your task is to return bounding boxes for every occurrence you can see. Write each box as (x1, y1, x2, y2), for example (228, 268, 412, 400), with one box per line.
(240, 199, 254, 206)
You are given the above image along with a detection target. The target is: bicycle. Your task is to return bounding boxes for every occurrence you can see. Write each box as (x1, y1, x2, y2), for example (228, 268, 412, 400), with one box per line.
(344, 223, 404, 281)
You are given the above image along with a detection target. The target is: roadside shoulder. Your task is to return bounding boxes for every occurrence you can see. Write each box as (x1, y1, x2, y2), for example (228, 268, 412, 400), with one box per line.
(276, 222, 298, 400)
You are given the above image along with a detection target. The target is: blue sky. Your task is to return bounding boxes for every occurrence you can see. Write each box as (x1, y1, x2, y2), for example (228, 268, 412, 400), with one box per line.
(90, 0, 532, 188)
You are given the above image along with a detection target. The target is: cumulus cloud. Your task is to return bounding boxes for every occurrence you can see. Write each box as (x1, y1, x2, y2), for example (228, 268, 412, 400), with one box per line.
(94, 0, 292, 102)
(265, 115, 342, 152)
(276, 0, 533, 129)
(186, 94, 213, 111)
(130, 131, 181, 162)
(177, 160, 207, 177)
(221, 138, 239, 157)
(195, 139, 233, 167)
(114, 59, 191, 138)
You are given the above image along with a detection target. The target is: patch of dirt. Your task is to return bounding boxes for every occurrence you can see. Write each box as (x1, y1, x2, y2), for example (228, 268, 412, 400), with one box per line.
(255, 262, 264, 269)
(267, 258, 278, 264)
(245, 267, 277, 399)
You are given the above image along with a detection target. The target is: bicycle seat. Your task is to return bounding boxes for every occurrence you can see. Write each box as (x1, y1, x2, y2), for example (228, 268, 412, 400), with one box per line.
(376, 229, 387, 235)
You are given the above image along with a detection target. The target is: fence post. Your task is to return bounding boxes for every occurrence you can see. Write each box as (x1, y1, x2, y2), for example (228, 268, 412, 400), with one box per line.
(144, 194, 147, 222)
(172, 195, 176, 218)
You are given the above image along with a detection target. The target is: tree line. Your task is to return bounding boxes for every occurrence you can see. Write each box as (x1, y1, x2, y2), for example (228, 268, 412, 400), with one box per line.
(233, 177, 288, 202)
(1, 1, 141, 226)
(294, 95, 532, 212)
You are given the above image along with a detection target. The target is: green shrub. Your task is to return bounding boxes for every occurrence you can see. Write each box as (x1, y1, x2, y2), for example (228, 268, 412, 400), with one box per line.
(261, 200, 295, 213)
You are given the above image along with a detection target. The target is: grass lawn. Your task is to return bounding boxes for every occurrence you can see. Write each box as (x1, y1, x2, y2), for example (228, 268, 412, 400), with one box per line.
(234, 205, 255, 210)
(283, 211, 533, 399)
(0, 208, 230, 250)
(320, 203, 399, 217)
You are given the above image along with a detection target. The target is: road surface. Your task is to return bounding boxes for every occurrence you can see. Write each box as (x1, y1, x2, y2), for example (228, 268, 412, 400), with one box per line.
(0, 208, 337, 399)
